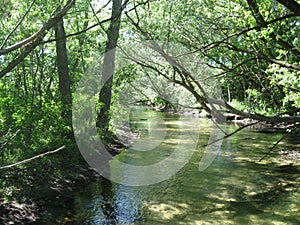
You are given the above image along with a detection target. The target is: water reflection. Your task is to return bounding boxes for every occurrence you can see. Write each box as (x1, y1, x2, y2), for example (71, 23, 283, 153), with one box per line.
(100, 178, 116, 224)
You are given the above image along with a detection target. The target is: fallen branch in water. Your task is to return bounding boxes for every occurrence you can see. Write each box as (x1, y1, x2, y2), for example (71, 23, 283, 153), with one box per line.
(259, 135, 286, 161)
(202, 121, 260, 147)
(0, 146, 65, 170)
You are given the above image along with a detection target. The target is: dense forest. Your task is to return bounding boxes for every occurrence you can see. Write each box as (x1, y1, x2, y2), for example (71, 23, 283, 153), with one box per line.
(0, 0, 299, 223)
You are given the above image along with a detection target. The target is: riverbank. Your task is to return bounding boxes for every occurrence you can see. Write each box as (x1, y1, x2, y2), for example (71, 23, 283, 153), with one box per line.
(0, 139, 126, 224)
(0, 157, 100, 224)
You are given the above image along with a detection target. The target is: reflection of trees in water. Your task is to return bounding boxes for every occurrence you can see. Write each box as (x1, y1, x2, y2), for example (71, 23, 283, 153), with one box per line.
(101, 177, 117, 224)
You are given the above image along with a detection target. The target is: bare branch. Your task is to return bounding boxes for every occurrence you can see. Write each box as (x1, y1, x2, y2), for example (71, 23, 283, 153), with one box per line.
(202, 121, 260, 147)
(0, 146, 65, 170)
(42, 21, 109, 44)
(259, 135, 286, 161)
(89, 1, 106, 36)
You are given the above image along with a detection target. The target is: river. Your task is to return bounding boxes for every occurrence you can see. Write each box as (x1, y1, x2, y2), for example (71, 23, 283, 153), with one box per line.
(37, 107, 300, 224)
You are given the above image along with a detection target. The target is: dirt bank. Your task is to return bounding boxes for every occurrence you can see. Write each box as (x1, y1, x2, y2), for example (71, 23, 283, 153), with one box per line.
(0, 140, 125, 224)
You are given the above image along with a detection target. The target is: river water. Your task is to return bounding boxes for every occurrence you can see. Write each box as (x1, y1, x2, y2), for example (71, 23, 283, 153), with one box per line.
(40, 107, 300, 224)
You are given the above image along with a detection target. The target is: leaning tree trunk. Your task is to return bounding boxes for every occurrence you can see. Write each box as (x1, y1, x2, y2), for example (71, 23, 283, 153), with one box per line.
(54, 10, 72, 128)
(96, 0, 123, 133)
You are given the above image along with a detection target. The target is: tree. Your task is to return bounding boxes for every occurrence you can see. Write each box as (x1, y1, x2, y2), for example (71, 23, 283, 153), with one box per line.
(54, 6, 72, 128)
(96, 0, 124, 134)
(123, 0, 300, 126)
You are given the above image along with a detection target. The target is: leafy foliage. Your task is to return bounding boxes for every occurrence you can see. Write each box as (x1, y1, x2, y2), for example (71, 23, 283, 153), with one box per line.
(0, 0, 299, 207)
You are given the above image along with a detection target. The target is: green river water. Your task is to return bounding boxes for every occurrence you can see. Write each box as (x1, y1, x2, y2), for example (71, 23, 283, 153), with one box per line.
(39, 107, 300, 224)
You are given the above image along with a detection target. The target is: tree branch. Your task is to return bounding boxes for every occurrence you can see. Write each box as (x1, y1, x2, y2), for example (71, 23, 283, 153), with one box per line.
(224, 42, 300, 71)
(124, 12, 300, 124)
(202, 14, 295, 51)
(0, 36, 44, 78)
(0, 0, 75, 56)
(0, 146, 65, 170)
(0, 0, 36, 49)
(203, 121, 260, 147)
(0, 129, 20, 150)
(276, 0, 300, 16)
(246, 0, 300, 59)
(41, 0, 131, 44)
(259, 135, 286, 161)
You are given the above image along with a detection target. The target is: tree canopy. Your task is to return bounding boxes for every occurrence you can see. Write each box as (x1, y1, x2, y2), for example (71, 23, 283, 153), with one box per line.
(0, 0, 299, 167)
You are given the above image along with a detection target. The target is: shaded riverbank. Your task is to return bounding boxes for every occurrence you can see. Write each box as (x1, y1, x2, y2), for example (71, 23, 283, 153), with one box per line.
(0, 156, 100, 224)
(0, 137, 126, 224)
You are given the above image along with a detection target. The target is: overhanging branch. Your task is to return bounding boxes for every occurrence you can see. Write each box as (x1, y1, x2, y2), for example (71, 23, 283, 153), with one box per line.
(0, 0, 75, 56)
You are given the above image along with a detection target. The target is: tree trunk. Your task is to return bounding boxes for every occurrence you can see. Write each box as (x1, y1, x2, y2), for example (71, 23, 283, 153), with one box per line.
(96, 0, 123, 133)
(54, 11, 72, 127)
